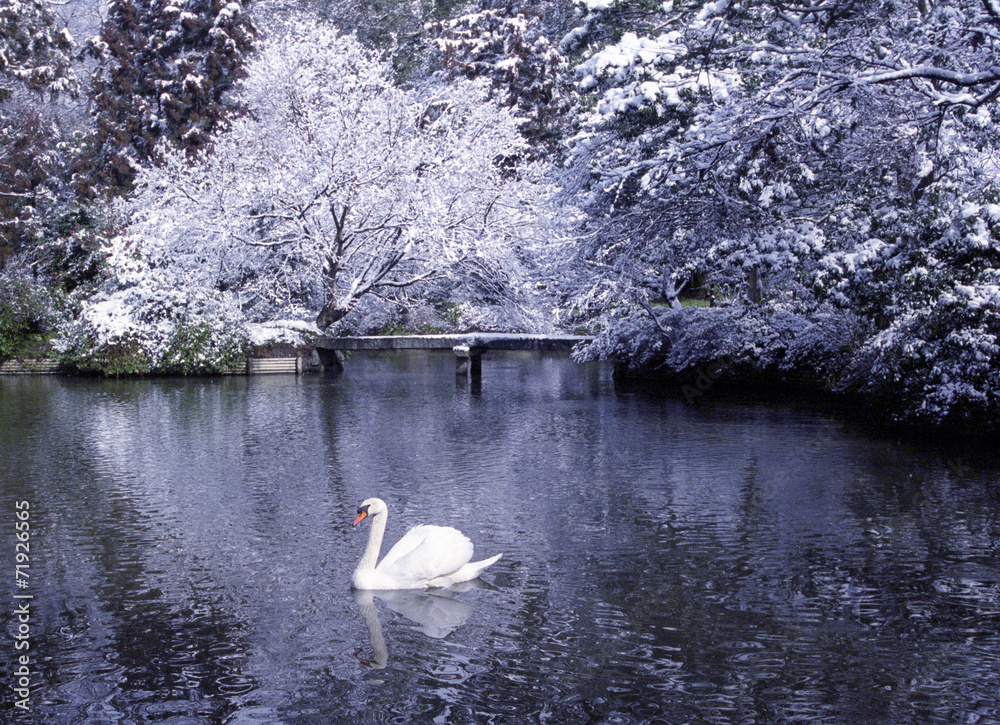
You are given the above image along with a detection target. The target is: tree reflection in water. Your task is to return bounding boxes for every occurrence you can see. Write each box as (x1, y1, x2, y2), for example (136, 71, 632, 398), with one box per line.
(1, 361, 998, 724)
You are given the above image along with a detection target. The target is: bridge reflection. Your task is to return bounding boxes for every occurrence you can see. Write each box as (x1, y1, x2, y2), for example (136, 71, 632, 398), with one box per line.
(314, 334, 591, 382)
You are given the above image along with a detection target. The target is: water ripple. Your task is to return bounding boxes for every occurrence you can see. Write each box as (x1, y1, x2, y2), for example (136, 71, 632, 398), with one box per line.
(3, 367, 1000, 724)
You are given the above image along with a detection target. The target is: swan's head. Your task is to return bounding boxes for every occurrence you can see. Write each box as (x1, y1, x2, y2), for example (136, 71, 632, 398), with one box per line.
(353, 497, 387, 527)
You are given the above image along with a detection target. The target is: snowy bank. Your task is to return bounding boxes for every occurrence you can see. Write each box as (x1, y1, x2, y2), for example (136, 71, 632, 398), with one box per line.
(576, 305, 1000, 439)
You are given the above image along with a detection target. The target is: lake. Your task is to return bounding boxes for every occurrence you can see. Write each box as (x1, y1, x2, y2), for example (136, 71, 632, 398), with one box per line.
(2, 351, 999, 724)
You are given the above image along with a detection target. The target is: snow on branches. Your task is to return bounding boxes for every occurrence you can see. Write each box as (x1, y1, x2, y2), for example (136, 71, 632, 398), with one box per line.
(86, 0, 256, 190)
(566, 0, 1000, 275)
(428, 9, 571, 151)
(88, 21, 554, 359)
(0, 0, 76, 98)
(561, 0, 1000, 431)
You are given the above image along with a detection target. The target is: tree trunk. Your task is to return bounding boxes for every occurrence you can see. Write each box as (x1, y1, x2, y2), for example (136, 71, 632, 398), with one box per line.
(316, 303, 348, 331)
(660, 268, 686, 309)
(746, 266, 762, 305)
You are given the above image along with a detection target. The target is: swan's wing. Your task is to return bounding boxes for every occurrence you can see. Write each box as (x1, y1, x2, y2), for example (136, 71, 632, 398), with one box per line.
(376, 525, 474, 586)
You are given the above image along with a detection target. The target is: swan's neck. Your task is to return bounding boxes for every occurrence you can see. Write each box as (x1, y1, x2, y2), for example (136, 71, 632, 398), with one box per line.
(356, 512, 386, 575)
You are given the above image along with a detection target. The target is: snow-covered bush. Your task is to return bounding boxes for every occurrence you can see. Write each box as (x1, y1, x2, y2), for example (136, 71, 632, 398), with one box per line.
(245, 320, 317, 349)
(325, 296, 544, 336)
(812, 179, 1000, 431)
(55, 278, 248, 375)
(572, 308, 673, 372)
(576, 303, 858, 388)
(0, 277, 69, 360)
(32, 204, 118, 293)
(840, 287, 1000, 433)
(780, 310, 867, 386)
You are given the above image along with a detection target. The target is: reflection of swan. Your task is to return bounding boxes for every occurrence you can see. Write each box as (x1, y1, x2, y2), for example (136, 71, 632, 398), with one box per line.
(352, 589, 476, 669)
(378, 588, 475, 638)
(352, 498, 502, 590)
(354, 590, 389, 669)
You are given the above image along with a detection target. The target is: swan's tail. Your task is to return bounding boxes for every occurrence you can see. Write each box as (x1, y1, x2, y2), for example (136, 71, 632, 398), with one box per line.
(430, 553, 503, 587)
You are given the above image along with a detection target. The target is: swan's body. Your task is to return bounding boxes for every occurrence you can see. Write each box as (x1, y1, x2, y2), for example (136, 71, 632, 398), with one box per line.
(351, 498, 502, 590)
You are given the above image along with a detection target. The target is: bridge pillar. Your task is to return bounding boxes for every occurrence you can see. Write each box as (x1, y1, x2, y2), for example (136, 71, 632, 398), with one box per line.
(453, 344, 485, 381)
(315, 347, 345, 374)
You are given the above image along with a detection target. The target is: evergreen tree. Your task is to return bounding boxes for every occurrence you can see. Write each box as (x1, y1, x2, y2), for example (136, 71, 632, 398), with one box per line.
(87, 0, 255, 192)
(0, 0, 77, 263)
(0, 107, 62, 262)
(429, 6, 573, 154)
(0, 0, 75, 99)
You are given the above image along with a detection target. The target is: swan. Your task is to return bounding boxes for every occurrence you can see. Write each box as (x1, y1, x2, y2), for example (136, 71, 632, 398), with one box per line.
(351, 498, 502, 590)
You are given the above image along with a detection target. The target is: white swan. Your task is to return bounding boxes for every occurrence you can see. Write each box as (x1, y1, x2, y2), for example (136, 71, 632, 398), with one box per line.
(351, 498, 502, 590)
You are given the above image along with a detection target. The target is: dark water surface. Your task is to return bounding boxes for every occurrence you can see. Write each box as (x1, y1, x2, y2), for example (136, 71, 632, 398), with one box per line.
(2, 351, 999, 724)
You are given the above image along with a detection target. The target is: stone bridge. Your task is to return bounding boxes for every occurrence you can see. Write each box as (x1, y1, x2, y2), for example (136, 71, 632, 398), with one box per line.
(313, 333, 592, 380)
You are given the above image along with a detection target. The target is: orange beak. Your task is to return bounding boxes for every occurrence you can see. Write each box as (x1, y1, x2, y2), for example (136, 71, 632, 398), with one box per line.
(353, 510, 368, 527)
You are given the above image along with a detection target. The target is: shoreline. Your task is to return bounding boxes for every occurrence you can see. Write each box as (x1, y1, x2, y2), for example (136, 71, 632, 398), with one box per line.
(611, 360, 1000, 445)
(5, 347, 999, 444)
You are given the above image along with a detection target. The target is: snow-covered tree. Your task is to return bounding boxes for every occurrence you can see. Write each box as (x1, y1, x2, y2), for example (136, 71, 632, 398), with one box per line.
(0, 0, 76, 99)
(562, 0, 1000, 431)
(428, 6, 573, 152)
(0, 0, 78, 258)
(108, 22, 553, 334)
(563, 0, 1000, 302)
(86, 0, 255, 191)
(815, 184, 1000, 431)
